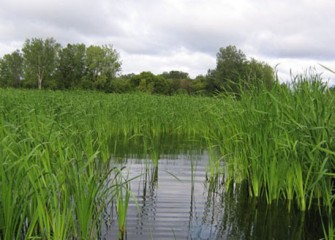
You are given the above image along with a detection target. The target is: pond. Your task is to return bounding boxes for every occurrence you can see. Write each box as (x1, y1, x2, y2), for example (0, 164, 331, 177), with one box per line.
(101, 151, 327, 240)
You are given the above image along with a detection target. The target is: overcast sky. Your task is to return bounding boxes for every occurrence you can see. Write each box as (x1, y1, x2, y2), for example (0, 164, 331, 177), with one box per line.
(0, 0, 334, 83)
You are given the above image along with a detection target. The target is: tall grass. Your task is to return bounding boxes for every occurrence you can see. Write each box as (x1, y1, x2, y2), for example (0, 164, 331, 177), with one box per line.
(0, 89, 220, 239)
(0, 115, 114, 238)
(208, 75, 335, 212)
(1, 76, 334, 239)
(112, 167, 132, 240)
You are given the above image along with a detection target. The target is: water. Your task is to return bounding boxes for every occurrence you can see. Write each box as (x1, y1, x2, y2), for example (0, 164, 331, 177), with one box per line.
(101, 151, 327, 240)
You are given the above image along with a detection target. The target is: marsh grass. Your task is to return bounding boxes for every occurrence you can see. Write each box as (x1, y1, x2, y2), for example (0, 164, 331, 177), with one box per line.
(113, 168, 131, 240)
(1, 77, 335, 239)
(208, 75, 335, 213)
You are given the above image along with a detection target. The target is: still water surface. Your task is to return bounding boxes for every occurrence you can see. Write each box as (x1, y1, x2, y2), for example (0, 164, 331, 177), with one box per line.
(102, 151, 325, 240)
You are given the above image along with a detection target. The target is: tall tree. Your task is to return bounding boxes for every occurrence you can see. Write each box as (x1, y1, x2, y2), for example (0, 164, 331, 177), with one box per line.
(22, 38, 61, 89)
(245, 58, 276, 90)
(212, 45, 276, 95)
(215, 45, 247, 93)
(84, 45, 121, 89)
(0, 50, 23, 87)
(57, 43, 86, 89)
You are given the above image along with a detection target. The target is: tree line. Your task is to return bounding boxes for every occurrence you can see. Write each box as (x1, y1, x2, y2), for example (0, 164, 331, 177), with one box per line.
(0, 38, 276, 95)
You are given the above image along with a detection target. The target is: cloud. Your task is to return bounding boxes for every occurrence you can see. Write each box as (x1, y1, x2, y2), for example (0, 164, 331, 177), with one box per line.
(0, 0, 334, 80)
(120, 47, 215, 77)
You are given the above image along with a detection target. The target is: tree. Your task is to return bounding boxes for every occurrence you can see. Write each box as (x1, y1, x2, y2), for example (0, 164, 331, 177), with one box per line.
(192, 75, 210, 95)
(245, 58, 276, 90)
(160, 70, 189, 80)
(160, 70, 190, 93)
(84, 45, 121, 89)
(107, 74, 134, 93)
(57, 43, 86, 89)
(0, 50, 23, 88)
(22, 38, 61, 89)
(212, 45, 276, 95)
(205, 69, 219, 93)
(215, 45, 247, 93)
(130, 72, 171, 94)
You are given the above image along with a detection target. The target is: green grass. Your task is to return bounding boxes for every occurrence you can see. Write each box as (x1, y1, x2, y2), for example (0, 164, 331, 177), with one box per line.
(112, 168, 131, 240)
(0, 89, 220, 239)
(208, 76, 335, 212)
(0, 76, 334, 239)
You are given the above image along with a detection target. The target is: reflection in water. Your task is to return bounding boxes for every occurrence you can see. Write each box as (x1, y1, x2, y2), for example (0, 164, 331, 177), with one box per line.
(101, 151, 328, 240)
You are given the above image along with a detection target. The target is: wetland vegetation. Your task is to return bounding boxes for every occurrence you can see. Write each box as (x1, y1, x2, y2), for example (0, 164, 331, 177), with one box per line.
(0, 74, 335, 239)
(1, 38, 335, 239)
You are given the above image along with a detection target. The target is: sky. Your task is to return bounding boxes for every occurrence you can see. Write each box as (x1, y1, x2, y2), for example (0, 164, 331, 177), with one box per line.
(0, 0, 335, 83)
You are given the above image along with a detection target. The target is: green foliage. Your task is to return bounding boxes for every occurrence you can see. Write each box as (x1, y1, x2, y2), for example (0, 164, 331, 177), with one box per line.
(0, 50, 23, 88)
(108, 77, 132, 93)
(85, 45, 121, 90)
(160, 70, 191, 94)
(160, 70, 189, 80)
(215, 45, 247, 92)
(22, 38, 61, 89)
(192, 75, 210, 94)
(212, 45, 276, 96)
(244, 58, 276, 90)
(0, 39, 279, 95)
(0, 38, 122, 91)
(56, 43, 87, 89)
(129, 71, 171, 94)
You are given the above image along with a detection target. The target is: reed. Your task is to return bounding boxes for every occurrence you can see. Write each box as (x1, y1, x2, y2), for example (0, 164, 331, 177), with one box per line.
(0, 91, 112, 238)
(208, 75, 335, 212)
(112, 168, 131, 240)
(1, 76, 334, 239)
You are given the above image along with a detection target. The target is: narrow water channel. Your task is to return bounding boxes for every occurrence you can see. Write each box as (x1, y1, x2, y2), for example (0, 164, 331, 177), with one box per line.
(101, 151, 326, 239)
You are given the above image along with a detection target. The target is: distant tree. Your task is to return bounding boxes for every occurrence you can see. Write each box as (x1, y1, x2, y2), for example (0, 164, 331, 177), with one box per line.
(212, 45, 276, 95)
(215, 45, 247, 93)
(119, 73, 135, 79)
(107, 74, 134, 93)
(192, 75, 209, 95)
(160, 70, 190, 93)
(130, 72, 171, 94)
(178, 79, 193, 94)
(0, 50, 23, 88)
(84, 45, 121, 89)
(160, 70, 189, 80)
(108, 78, 132, 93)
(57, 43, 86, 89)
(244, 58, 276, 90)
(22, 38, 61, 89)
(205, 69, 219, 93)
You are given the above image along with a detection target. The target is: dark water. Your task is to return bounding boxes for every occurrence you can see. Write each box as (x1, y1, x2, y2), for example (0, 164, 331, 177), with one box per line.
(101, 151, 327, 240)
